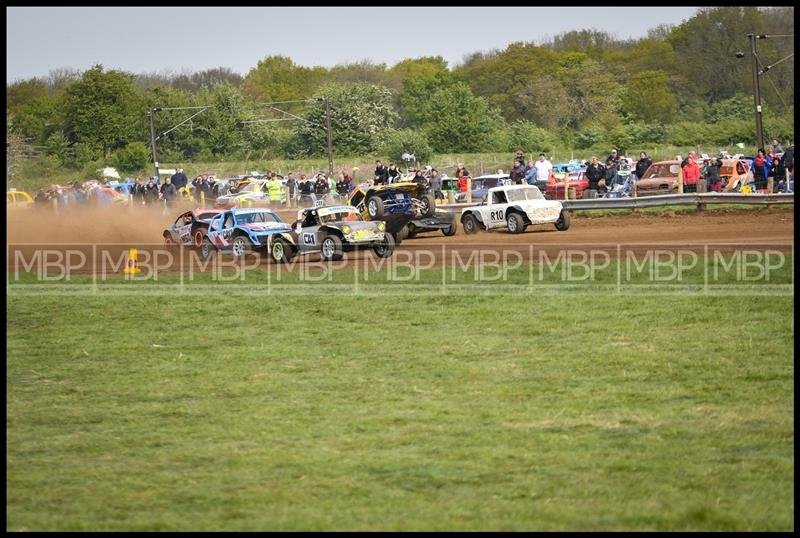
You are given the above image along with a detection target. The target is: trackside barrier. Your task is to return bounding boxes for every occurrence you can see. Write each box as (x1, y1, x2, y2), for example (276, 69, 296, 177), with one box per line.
(438, 192, 795, 212)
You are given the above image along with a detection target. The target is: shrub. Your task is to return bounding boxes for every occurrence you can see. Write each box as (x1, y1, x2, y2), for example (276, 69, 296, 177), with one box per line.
(378, 129, 433, 164)
(506, 120, 556, 154)
(112, 142, 150, 173)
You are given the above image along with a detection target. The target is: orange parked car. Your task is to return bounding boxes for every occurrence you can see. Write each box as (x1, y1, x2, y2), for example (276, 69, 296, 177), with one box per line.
(720, 158, 754, 192)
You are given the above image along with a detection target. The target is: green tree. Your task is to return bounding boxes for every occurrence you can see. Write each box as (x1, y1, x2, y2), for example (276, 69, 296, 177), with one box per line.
(242, 55, 327, 103)
(62, 65, 143, 158)
(112, 142, 150, 173)
(378, 129, 433, 164)
(622, 70, 678, 123)
(295, 83, 398, 157)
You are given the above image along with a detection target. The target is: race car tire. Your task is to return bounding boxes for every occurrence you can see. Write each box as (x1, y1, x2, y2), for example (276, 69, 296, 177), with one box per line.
(392, 232, 403, 245)
(193, 229, 205, 248)
(373, 231, 396, 258)
(163, 235, 176, 249)
(321, 234, 344, 262)
(555, 210, 571, 231)
(270, 238, 295, 264)
(201, 238, 216, 259)
(418, 194, 436, 217)
(507, 212, 527, 234)
(442, 223, 457, 237)
(366, 196, 385, 219)
(231, 235, 253, 257)
(461, 213, 479, 234)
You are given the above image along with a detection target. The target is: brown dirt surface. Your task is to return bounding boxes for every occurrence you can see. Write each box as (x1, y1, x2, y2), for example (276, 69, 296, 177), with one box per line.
(6, 205, 794, 275)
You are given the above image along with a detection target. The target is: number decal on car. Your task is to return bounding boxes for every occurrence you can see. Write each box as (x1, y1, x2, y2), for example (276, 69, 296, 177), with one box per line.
(490, 209, 504, 221)
(303, 233, 316, 245)
(222, 229, 233, 240)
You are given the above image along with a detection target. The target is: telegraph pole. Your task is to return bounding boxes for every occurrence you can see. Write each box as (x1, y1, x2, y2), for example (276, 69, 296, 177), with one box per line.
(747, 34, 765, 151)
(148, 108, 160, 178)
(324, 97, 334, 176)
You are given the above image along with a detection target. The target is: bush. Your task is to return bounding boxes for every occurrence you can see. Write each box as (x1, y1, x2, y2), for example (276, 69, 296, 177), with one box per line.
(626, 122, 668, 145)
(666, 122, 712, 146)
(575, 124, 607, 149)
(112, 142, 150, 173)
(506, 120, 556, 154)
(378, 129, 433, 164)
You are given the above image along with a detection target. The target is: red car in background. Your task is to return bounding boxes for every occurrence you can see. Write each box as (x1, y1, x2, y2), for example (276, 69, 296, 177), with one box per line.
(545, 169, 589, 199)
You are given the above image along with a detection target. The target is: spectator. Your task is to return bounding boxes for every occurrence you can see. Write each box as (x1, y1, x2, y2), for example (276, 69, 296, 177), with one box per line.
(455, 163, 470, 179)
(752, 149, 770, 191)
(771, 139, 783, 154)
(171, 167, 189, 191)
(602, 160, 617, 193)
(267, 174, 282, 204)
(374, 160, 389, 185)
(635, 151, 652, 179)
(780, 143, 793, 190)
(34, 189, 49, 205)
(681, 152, 700, 193)
(585, 156, 605, 193)
(387, 162, 402, 183)
(314, 173, 330, 196)
(191, 176, 204, 202)
(510, 159, 526, 185)
(430, 168, 444, 200)
(524, 160, 537, 185)
(706, 157, 723, 192)
(159, 177, 177, 206)
(285, 172, 298, 199)
(130, 177, 146, 204)
(607, 149, 620, 166)
(412, 169, 427, 186)
(144, 177, 159, 205)
(514, 148, 526, 166)
(336, 170, 354, 198)
(299, 174, 315, 204)
(533, 153, 553, 187)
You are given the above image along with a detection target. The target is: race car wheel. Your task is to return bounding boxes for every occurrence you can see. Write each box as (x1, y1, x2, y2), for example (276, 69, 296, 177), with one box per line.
(461, 213, 479, 234)
(373, 232, 396, 258)
(232, 236, 253, 257)
(418, 194, 436, 217)
(555, 210, 571, 231)
(201, 238, 216, 259)
(193, 229, 205, 248)
(321, 235, 344, 262)
(163, 235, 176, 249)
(366, 196, 385, 219)
(270, 238, 294, 264)
(442, 223, 457, 237)
(507, 212, 527, 235)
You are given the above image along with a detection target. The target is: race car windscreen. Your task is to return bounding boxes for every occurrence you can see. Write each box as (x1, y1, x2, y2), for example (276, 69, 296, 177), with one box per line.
(235, 211, 281, 224)
(319, 210, 361, 223)
(507, 187, 544, 202)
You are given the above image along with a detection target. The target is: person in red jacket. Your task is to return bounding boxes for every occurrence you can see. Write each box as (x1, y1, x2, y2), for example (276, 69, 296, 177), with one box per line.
(682, 152, 700, 193)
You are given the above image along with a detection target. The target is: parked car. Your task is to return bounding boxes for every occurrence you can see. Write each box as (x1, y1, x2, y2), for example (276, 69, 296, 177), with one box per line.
(215, 179, 283, 209)
(460, 185, 570, 235)
(635, 160, 681, 196)
(162, 208, 222, 248)
(545, 170, 589, 199)
(7, 189, 34, 209)
(199, 208, 292, 258)
(720, 158, 754, 192)
(269, 205, 395, 263)
(454, 173, 511, 203)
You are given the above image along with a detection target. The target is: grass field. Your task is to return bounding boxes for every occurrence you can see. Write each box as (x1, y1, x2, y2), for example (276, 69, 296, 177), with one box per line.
(6, 257, 794, 530)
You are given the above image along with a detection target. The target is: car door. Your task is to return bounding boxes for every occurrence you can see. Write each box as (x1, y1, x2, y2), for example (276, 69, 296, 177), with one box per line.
(485, 191, 508, 229)
(296, 210, 321, 253)
(174, 213, 194, 245)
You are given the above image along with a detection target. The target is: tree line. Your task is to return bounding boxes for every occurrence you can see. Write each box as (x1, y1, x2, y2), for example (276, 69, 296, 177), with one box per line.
(6, 6, 794, 178)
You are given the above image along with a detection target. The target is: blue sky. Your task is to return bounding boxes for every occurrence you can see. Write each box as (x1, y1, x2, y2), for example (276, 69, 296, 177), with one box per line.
(6, 6, 700, 82)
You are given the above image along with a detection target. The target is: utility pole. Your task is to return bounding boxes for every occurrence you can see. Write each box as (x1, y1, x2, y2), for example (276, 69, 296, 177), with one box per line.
(747, 34, 765, 151)
(324, 97, 334, 176)
(148, 108, 160, 178)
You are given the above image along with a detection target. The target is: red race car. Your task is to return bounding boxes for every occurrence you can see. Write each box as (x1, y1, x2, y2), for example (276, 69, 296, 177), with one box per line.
(545, 170, 589, 199)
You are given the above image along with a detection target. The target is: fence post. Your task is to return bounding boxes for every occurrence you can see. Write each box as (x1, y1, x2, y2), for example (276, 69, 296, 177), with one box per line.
(447, 190, 455, 204)
(200, 191, 205, 209)
(678, 165, 684, 194)
(466, 177, 472, 204)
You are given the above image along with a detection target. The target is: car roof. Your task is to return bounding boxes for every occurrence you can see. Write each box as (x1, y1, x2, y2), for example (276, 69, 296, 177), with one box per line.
(473, 173, 510, 180)
(487, 184, 539, 193)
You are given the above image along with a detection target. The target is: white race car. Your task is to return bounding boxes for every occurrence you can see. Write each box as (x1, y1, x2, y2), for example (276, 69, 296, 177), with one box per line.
(460, 185, 571, 234)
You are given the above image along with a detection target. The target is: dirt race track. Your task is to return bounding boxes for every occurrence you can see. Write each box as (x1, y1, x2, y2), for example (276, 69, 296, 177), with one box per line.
(6, 204, 794, 275)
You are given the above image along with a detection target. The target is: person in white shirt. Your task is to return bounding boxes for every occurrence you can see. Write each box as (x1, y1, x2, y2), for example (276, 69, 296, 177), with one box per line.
(533, 153, 553, 184)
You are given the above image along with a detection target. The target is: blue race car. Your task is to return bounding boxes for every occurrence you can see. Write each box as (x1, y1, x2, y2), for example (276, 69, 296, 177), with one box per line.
(199, 208, 292, 258)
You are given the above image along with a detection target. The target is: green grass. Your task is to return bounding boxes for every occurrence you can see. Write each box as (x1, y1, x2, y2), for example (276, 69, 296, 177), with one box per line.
(6, 259, 794, 531)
